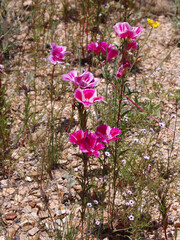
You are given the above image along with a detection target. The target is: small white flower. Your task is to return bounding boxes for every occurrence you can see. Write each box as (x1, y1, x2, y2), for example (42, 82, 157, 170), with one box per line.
(134, 138, 141, 143)
(105, 151, 111, 157)
(98, 13, 102, 17)
(150, 128, 155, 133)
(140, 129, 147, 133)
(129, 200, 135, 206)
(123, 100, 129, 105)
(98, 178, 103, 182)
(127, 190, 132, 195)
(128, 215, 134, 221)
(123, 115, 129, 121)
(122, 159, 126, 165)
(87, 203, 92, 208)
(159, 121, 165, 128)
(144, 156, 150, 160)
(125, 202, 130, 206)
(86, 230, 91, 235)
(93, 200, 98, 205)
(171, 114, 176, 118)
(95, 220, 100, 225)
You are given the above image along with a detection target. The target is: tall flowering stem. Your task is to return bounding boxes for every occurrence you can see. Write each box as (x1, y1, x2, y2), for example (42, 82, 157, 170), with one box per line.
(77, 103, 87, 132)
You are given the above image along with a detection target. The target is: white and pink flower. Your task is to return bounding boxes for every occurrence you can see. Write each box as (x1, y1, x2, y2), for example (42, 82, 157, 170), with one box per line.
(49, 43, 69, 64)
(62, 71, 100, 88)
(62, 70, 77, 83)
(75, 72, 100, 88)
(74, 88, 103, 108)
(113, 22, 143, 40)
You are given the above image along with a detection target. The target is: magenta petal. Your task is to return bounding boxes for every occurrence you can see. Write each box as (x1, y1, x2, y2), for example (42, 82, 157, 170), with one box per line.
(110, 128, 122, 137)
(83, 89, 96, 99)
(74, 89, 83, 102)
(69, 130, 86, 144)
(107, 48, 119, 61)
(93, 96, 103, 102)
(62, 70, 77, 83)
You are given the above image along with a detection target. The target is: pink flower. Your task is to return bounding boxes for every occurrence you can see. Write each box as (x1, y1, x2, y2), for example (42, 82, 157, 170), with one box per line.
(113, 22, 143, 40)
(69, 130, 87, 145)
(98, 42, 112, 55)
(88, 42, 119, 61)
(74, 72, 100, 88)
(95, 125, 122, 143)
(69, 131, 105, 157)
(62, 70, 77, 83)
(88, 42, 101, 54)
(116, 60, 131, 78)
(74, 88, 103, 107)
(107, 48, 119, 61)
(62, 71, 100, 88)
(49, 43, 69, 64)
(79, 133, 105, 157)
(127, 41, 138, 50)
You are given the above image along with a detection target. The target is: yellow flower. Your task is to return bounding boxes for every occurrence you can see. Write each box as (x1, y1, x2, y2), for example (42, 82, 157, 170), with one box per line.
(147, 18, 160, 28)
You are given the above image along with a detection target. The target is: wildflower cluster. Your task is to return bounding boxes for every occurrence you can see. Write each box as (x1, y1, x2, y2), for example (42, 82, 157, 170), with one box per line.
(69, 125, 121, 157)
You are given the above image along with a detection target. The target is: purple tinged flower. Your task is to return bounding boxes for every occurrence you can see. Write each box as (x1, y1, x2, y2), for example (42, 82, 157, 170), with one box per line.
(62, 70, 77, 83)
(105, 151, 111, 157)
(127, 190, 132, 195)
(122, 159, 126, 165)
(86, 230, 92, 235)
(144, 156, 150, 160)
(87, 202, 92, 208)
(49, 43, 69, 64)
(113, 22, 143, 40)
(74, 88, 104, 108)
(74, 72, 100, 88)
(95, 220, 100, 226)
(62, 71, 100, 88)
(125, 202, 130, 206)
(128, 215, 134, 221)
(93, 200, 99, 205)
(159, 121, 165, 128)
(95, 125, 122, 143)
(129, 200, 135, 206)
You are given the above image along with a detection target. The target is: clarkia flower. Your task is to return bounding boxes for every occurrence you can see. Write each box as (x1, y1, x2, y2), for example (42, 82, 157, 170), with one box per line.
(88, 41, 119, 61)
(62, 70, 77, 83)
(74, 88, 103, 108)
(62, 71, 100, 88)
(88, 42, 101, 54)
(74, 72, 100, 88)
(69, 131, 105, 157)
(116, 60, 131, 78)
(49, 43, 69, 64)
(79, 133, 105, 157)
(95, 125, 121, 143)
(127, 40, 138, 50)
(147, 18, 160, 28)
(69, 130, 87, 145)
(113, 22, 143, 40)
